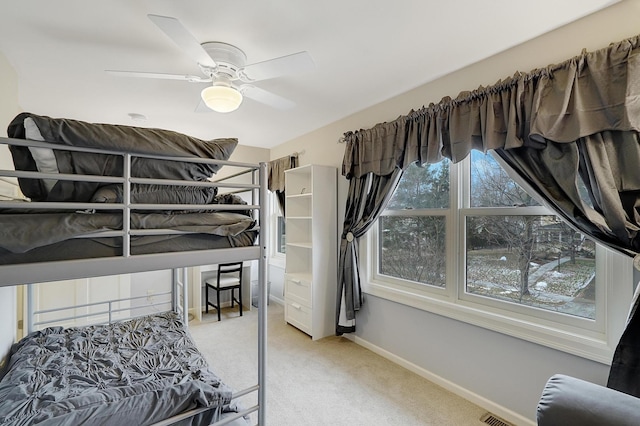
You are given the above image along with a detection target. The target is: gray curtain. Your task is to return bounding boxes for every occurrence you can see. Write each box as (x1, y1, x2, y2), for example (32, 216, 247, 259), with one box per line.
(268, 154, 298, 215)
(336, 169, 402, 334)
(339, 33, 640, 395)
(494, 132, 640, 395)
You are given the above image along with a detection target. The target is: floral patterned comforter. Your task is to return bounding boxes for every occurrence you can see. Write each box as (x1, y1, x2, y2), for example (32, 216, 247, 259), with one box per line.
(0, 312, 231, 426)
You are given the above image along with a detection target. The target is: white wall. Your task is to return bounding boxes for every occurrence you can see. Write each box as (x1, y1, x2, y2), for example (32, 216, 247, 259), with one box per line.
(270, 1, 640, 423)
(0, 50, 21, 372)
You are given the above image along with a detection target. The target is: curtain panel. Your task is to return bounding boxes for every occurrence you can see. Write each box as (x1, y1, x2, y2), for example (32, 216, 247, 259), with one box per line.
(336, 169, 402, 334)
(267, 154, 298, 215)
(338, 33, 640, 396)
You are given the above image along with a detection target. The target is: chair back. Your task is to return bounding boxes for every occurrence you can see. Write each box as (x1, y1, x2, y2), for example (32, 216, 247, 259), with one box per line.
(218, 262, 243, 283)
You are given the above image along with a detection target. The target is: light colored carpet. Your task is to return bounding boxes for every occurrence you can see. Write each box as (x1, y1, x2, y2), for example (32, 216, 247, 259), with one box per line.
(189, 303, 487, 426)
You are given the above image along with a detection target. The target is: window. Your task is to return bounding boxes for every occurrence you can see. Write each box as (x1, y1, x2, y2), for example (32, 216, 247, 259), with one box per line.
(277, 216, 286, 254)
(269, 193, 286, 267)
(366, 151, 631, 362)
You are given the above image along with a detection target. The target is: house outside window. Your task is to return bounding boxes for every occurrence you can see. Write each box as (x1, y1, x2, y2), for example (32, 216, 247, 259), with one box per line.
(366, 151, 631, 362)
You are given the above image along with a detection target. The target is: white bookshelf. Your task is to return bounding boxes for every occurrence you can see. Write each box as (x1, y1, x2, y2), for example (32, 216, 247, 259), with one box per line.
(284, 164, 337, 340)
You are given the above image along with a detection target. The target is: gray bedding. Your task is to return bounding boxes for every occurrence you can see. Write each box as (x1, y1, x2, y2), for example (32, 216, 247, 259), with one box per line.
(2, 113, 259, 264)
(7, 113, 238, 203)
(0, 313, 233, 426)
(0, 208, 255, 254)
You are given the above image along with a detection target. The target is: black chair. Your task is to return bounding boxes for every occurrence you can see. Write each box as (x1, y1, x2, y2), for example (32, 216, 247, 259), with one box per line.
(205, 262, 243, 321)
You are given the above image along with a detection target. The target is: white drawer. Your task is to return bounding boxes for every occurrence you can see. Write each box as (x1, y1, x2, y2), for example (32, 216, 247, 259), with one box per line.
(285, 300, 311, 335)
(285, 275, 312, 307)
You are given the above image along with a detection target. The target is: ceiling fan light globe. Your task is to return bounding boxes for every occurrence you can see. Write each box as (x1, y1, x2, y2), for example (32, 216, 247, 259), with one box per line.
(201, 86, 243, 113)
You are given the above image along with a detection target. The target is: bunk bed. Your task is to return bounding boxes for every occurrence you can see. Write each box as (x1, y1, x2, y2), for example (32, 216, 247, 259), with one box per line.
(0, 113, 269, 426)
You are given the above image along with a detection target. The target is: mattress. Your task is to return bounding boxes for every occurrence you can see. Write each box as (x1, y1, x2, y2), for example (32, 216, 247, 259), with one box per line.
(0, 312, 238, 426)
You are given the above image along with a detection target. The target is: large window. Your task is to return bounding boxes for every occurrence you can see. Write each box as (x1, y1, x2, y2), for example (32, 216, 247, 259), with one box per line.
(367, 151, 631, 362)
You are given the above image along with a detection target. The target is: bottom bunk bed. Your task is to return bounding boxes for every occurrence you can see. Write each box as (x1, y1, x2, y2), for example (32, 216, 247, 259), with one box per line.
(0, 273, 254, 426)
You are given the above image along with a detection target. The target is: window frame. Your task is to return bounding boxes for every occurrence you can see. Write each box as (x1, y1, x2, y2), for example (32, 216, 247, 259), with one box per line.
(363, 157, 632, 363)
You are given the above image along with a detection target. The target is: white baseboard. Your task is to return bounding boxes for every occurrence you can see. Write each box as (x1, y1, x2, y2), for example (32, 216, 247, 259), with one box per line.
(269, 295, 284, 306)
(349, 335, 535, 426)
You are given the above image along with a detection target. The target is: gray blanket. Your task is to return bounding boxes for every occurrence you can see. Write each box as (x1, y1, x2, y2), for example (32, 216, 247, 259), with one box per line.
(0, 313, 232, 426)
(0, 209, 255, 253)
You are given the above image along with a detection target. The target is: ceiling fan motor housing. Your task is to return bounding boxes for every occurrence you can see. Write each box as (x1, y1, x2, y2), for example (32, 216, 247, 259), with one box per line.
(201, 42, 247, 79)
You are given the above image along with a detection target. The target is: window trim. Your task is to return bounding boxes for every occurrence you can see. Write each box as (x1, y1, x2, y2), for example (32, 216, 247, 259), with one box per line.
(363, 158, 633, 364)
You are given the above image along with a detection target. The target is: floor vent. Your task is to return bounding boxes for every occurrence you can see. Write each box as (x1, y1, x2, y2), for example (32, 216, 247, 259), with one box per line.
(480, 412, 514, 426)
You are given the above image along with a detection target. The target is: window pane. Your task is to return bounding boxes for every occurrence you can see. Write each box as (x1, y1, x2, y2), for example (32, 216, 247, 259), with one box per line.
(466, 215, 596, 319)
(387, 161, 450, 209)
(379, 216, 446, 287)
(470, 151, 539, 207)
(277, 216, 286, 254)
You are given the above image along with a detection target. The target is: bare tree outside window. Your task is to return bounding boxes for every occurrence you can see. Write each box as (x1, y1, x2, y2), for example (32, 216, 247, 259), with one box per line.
(380, 216, 446, 287)
(379, 161, 449, 288)
(387, 161, 449, 210)
(467, 153, 596, 319)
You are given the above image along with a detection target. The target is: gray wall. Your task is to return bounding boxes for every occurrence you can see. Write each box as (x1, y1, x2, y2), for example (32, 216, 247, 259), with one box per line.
(356, 295, 610, 421)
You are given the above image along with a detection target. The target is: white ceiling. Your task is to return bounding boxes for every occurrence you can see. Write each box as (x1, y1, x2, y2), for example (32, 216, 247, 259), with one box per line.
(0, 0, 617, 149)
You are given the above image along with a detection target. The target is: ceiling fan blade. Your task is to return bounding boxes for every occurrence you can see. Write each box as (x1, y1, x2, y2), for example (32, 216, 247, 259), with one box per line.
(240, 51, 315, 82)
(147, 14, 216, 68)
(242, 85, 296, 110)
(106, 70, 211, 83)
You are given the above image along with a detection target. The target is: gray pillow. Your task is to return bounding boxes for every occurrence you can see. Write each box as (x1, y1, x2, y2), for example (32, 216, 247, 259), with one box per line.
(8, 113, 238, 202)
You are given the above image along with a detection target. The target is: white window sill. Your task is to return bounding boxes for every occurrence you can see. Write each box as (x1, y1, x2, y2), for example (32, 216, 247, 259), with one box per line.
(268, 255, 285, 270)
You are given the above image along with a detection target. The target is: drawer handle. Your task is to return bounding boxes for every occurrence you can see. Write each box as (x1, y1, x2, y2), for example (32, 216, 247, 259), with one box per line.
(291, 303, 302, 310)
(292, 279, 301, 285)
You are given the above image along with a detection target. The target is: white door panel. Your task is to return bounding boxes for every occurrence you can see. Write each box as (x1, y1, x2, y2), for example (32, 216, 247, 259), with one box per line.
(28, 274, 131, 330)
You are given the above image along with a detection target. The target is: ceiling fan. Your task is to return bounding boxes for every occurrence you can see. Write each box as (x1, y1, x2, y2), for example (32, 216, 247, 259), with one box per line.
(106, 14, 315, 113)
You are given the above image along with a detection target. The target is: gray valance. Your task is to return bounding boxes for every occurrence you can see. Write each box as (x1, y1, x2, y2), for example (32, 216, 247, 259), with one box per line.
(267, 154, 299, 215)
(267, 154, 298, 192)
(341, 34, 640, 178)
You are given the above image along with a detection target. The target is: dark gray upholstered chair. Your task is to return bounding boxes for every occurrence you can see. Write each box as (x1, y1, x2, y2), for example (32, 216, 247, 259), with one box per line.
(205, 262, 243, 321)
(537, 374, 640, 426)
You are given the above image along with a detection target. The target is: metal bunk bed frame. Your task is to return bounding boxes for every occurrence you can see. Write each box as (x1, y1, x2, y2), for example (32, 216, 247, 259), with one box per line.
(0, 135, 269, 426)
